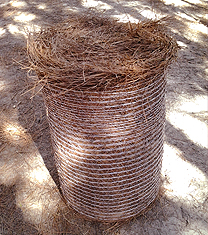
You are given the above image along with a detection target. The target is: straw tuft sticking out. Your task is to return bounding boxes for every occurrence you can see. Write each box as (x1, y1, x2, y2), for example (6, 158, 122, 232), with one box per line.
(27, 13, 178, 91)
(27, 12, 178, 222)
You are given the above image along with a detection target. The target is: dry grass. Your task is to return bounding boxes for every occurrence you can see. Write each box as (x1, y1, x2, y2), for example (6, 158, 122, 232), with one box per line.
(27, 12, 178, 91)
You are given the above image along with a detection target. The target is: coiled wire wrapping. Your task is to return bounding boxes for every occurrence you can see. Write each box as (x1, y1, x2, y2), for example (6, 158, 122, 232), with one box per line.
(42, 73, 166, 221)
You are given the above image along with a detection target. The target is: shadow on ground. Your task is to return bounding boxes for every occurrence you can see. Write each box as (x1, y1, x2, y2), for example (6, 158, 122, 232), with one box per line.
(0, 0, 207, 234)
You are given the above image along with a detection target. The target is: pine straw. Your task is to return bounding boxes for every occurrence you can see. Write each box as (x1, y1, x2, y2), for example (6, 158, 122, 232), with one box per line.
(27, 12, 179, 222)
(27, 12, 178, 91)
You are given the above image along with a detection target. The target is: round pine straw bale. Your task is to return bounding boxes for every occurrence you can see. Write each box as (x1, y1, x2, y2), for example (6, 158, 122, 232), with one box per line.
(27, 13, 178, 222)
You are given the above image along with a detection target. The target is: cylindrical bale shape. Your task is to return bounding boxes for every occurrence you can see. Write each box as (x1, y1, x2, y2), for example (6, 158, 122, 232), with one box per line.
(42, 73, 166, 222)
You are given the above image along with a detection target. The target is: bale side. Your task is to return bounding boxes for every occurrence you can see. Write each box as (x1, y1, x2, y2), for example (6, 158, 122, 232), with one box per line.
(27, 12, 178, 221)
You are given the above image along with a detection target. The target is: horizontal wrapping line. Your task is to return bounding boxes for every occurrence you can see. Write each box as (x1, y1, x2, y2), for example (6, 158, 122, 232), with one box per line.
(47, 93, 165, 124)
(63, 185, 159, 214)
(53, 133, 164, 168)
(63, 177, 159, 204)
(63, 181, 159, 212)
(46, 84, 165, 112)
(49, 118, 164, 147)
(48, 113, 165, 148)
(57, 158, 162, 184)
(56, 155, 162, 185)
(45, 77, 165, 106)
(67, 189, 158, 220)
(48, 104, 164, 130)
(67, 196, 153, 221)
(55, 139, 163, 173)
(49, 115, 164, 136)
(58, 157, 162, 185)
(49, 90, 164, 107)
(47, 87, 165, 112)
(58, 157, 162, 186)
(50, 127, 164, 160)
(49, 113, 164, 134)
(51, 124, 164, 154)
(66, 197, 156, 221)
(50, 123, 165, 151)
(51, 121, 164, 155)
(46, 90, 165, 119)
(55, 138, 163, 169)
(58, 165, 162, 196)
(55, 148, 163, 183)
(48, 101, 165, 134)
(58, 163, 161, 188)
(53, 129, 163, 155)
(45, 75, 165, 99)
(60, 167, 161, 198)
(47, 104, 165, 131)
(53, 134, 163, 168)
(61, 177, 160, 201)
(46, 75, 165, 99)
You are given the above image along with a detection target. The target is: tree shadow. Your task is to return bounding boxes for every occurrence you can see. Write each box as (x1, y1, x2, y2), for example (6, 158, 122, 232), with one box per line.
(0, 0, 207, 234)
(0, 184, 38, 235)
(22, 95, 62, 189)
(165, 120, 207, 176)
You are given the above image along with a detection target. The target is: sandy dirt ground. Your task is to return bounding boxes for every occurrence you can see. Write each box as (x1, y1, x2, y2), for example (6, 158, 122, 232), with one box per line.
(0, 0, 207, 234)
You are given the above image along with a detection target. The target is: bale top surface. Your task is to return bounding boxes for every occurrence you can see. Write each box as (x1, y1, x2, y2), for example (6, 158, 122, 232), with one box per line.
(27, 13, 178, 91)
